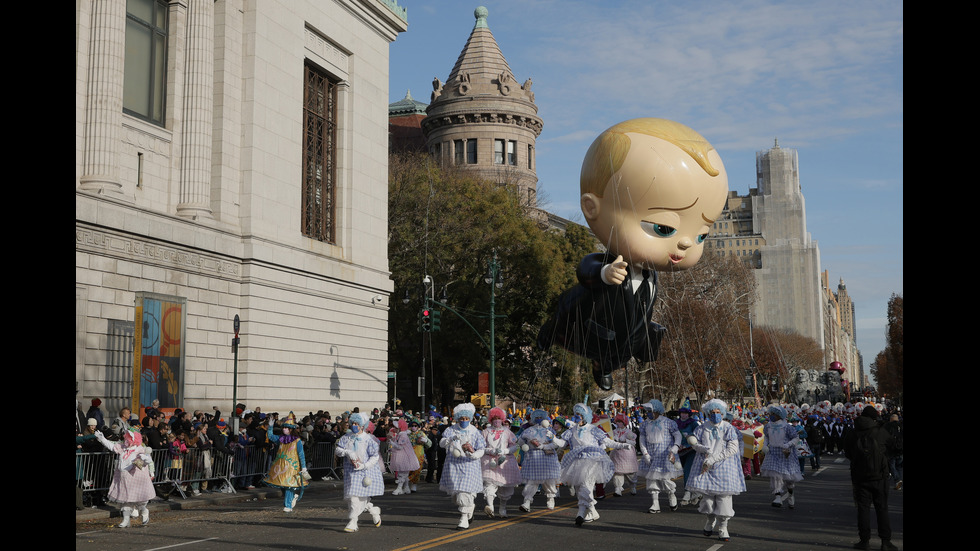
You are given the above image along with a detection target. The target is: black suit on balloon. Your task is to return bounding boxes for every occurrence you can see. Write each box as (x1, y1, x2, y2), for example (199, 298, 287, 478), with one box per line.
(538, 252, 665, 377)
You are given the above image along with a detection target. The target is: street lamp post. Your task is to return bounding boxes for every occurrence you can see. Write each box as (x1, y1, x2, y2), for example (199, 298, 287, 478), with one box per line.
(415, 252, 504, 409)
(483, 251, 501, 408)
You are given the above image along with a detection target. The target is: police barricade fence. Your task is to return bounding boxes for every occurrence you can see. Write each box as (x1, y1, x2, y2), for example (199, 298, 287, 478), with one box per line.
(76, 441, 344, 501)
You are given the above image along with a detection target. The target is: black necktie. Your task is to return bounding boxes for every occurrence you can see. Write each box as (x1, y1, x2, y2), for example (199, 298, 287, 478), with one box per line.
(637, 270, 652, 312)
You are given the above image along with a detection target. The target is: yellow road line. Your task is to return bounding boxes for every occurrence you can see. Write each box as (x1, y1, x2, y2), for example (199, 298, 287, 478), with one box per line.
(391, 502, 577, 551)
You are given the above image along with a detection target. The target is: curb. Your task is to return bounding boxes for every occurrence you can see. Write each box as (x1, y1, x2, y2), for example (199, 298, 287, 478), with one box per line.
(75, 478, 350, 523)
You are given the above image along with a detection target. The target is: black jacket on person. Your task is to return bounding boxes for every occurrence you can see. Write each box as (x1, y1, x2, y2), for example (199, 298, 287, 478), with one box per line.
(844, 415, 894, 483)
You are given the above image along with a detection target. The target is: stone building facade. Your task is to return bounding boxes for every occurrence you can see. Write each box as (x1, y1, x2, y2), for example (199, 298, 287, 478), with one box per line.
(76, 0, 407, 417)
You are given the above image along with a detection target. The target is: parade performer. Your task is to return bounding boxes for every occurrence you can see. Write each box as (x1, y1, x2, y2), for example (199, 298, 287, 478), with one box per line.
(518, 409, 566, 512)
(263, 412, 311, 512)
(760, 405, 803, 508)
(94, 427, 156, 527)
(440, 403, 487, 530)
(335, 412, 384, 532)
(407, 420, 430, 492)
(685, 399, 746, 542)
(387, 418, 420, 495)
(638, 399, 682, 513)
(480, 407, 521, 518)
(560, 400, 630, 526)
(676, 406, 701, 505)
(608, 413, 639, 497)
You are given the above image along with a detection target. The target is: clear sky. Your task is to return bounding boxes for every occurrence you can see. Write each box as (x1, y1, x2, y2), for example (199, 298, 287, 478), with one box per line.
(388, 0, 903, 378)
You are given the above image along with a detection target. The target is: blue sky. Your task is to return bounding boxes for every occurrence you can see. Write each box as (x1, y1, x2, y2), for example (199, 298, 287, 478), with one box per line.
(388, 0, 903, 378)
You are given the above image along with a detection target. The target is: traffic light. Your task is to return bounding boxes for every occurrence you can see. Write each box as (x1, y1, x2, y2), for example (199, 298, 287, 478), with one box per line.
(421, 308, 432, 332)
(431, 309, 442, 331)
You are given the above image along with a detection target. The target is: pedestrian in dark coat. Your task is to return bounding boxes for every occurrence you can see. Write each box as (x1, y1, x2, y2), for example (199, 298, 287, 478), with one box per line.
(844, 406, 899, 551)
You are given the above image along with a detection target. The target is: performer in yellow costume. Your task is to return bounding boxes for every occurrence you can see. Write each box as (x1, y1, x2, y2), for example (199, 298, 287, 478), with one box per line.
(263, 412, 311, 512)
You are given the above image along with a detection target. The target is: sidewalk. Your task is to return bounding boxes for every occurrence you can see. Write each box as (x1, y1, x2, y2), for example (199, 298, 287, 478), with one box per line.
(75, 476, 354, 523)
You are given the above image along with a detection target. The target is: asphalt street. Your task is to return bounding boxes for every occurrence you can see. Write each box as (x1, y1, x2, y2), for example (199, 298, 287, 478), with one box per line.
(76, 453, 902, 551)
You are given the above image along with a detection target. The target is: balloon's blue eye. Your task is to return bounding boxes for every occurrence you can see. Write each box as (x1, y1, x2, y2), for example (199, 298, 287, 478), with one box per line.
(651, 223, 676, 237)
(697, 233, 708, 244)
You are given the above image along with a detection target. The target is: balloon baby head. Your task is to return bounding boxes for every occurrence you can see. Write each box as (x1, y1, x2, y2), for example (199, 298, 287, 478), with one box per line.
(579, 118, 729, 272)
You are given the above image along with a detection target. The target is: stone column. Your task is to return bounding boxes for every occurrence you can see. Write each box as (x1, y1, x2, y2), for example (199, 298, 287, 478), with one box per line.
(176, 0, 214, 218)
(79, 0, 125, 194)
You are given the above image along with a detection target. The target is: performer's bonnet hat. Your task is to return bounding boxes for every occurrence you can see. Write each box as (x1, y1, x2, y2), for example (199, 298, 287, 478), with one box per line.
(453, 403, 476, 421)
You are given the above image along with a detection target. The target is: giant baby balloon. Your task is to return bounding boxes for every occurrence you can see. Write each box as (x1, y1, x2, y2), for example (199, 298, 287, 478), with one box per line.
(538, 118, 729, 390)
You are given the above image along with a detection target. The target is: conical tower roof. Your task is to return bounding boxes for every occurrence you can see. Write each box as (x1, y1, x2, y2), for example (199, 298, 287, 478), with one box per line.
(424, 6, 541, 134)
(445, 6, 514, 89)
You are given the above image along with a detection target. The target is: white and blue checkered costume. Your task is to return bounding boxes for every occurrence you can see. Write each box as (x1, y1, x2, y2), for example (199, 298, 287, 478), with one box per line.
(559, 424, 617, 488)
(335, 433, 385, 498)
(686, 421, 746, 497)
(638, 416, 682, 480)
(518, 424, 564, 481)
(439, 424, 487, 495)
(760, 420, 804, 481)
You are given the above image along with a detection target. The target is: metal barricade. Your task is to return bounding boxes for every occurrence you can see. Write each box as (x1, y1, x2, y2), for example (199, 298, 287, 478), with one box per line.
(306, 441, 341, 480)
(76, 444, 288, 501)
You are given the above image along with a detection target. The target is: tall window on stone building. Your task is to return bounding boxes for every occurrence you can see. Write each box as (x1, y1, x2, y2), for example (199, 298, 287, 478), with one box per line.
(527, 145, 534, 170)
(302, 61, 338, 244)
(467, 139, 477, 164)
(507, 140, 517, 166)
(454, 140, 464, 164)
(494, 139, 505, 164)
(124, 0, 169, 126)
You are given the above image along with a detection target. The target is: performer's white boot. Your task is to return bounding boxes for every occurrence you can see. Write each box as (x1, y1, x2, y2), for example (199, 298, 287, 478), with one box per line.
(370, 505, 382, 527)
(484, 495, 495, 518)
(344, 518, 358, 532)
(717, 516, 731, 541)
(457, 513, 469, 530)
(498, 501, 508, 518)
(520, 498, 532, 513)
(546, 497, 555, 510)
(585, 505, 599, 522)
(786, 487, 795, 509)
(648, 494, 661, 513)
(681, 490, 692, 505)
(703, 514, 716, 536)
(140, 505, 150, 525)
(118, 507, 132, 528)
(668, 492, 678, 511)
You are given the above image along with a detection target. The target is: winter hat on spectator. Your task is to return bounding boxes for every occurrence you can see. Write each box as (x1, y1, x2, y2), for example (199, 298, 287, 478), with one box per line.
(87, 418, 98, 427)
